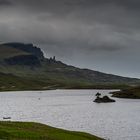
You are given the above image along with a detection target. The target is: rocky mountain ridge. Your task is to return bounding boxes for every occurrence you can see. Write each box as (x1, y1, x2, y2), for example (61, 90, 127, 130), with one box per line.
(0, 42, 140, 90)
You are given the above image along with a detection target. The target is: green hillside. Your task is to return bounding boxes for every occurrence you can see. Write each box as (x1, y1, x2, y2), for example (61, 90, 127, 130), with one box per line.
(0, 121, 104, 140)
(0, 72, 54, 91)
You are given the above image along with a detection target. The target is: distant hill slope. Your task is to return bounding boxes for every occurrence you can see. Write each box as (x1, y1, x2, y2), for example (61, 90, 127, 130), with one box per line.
(0, 72, 50, 91)
(0, 45, 29, 59)
(0, 42, 140, 90)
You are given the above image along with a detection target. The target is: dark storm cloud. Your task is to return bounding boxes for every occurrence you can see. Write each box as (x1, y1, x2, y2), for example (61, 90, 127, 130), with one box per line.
(8, 0, 140, 13)
(0, 0, 12, 6)
(0, 0, 140, 50)
(0, 0, 140, 77)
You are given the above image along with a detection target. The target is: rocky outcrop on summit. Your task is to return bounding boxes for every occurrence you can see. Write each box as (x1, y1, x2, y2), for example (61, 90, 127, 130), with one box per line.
(3, 43, 44, 60)
(0, 43, 44, 66)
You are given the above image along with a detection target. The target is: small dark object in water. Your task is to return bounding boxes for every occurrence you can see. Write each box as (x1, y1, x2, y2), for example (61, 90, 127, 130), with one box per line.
(94, 95, 116, 103)
(95, 92, 101, 97)
(3, 117, 11, 120)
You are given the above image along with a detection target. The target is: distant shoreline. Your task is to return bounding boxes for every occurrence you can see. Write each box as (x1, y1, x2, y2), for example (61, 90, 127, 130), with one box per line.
(111, 87, 140, 99)
(0, 87, 120, 92)
(1, 86, 140, 100)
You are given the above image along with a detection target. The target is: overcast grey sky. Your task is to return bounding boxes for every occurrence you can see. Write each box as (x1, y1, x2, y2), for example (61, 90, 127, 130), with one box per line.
(0, 0, 140, 78)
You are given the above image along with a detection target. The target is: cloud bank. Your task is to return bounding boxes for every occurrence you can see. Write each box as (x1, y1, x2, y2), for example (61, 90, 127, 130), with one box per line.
(0, 0, 140, 77)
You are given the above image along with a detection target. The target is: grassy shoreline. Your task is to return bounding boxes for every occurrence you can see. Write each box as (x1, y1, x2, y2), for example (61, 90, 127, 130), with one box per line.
(0, 121, 104, 140)
(0, 82, 122, 92)
(111, 86, 140, 99)
(0, 71, 131, 92)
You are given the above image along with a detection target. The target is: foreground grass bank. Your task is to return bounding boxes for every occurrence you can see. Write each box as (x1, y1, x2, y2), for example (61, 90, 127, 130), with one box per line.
(0, 121, 104, 140)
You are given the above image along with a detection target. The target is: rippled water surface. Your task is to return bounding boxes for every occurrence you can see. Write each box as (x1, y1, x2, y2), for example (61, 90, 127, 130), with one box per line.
(0, 90, 140, 140)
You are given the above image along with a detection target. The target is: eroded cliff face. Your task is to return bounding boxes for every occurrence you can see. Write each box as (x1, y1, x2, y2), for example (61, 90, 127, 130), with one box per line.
(3, 42, 44, 60)
(4, 55, 41, 66)
(0, 43, 44, 66)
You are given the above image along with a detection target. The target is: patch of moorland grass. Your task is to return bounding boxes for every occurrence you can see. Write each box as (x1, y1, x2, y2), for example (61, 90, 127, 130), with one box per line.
(0, 69, 130, 91)
(0, 130, 11, 139)
(0, 121, 104, 140)
(0, 72, 128, 92)
(0, 73, 52, 91)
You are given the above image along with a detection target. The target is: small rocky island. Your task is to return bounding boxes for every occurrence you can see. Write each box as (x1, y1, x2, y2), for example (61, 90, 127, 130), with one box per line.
(94, 93, 116, 103)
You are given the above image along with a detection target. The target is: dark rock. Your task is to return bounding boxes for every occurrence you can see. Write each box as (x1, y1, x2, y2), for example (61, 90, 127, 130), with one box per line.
(94, 95, 116, 103)
(95, 92, 101, 97)
(3, 42, 44, 60)
(4, 55, 41, 66)
(3, 117, 11, 120)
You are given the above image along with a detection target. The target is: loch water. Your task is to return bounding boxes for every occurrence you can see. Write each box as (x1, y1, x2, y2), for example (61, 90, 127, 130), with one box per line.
(0, 90, 140, 140)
